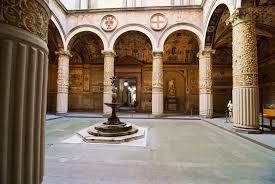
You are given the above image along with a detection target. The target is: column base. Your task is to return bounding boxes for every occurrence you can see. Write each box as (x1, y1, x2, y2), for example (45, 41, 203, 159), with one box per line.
(233, 126, 261, 134)
(200, 115, 213, 119)
(56, 112, 68, 116)
(152, 113, 166, 118)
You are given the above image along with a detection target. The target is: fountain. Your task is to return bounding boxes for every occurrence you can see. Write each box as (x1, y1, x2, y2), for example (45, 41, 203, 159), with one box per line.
(77, 76, 145, 143)
(87, 76, 138, 137)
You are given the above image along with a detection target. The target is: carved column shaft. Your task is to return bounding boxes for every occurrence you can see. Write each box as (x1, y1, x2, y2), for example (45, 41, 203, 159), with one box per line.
(56, 50, 72, 115)
(0, 1, 50, 184)
(229, 8, 260, 133)
(198, 49, 215, 117)
(152, 52, 163, 116)
(103, 50, 115, 114)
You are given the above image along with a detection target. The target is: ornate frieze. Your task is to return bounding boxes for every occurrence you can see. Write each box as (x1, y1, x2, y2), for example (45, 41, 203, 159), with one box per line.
(0, 0, 50, 41)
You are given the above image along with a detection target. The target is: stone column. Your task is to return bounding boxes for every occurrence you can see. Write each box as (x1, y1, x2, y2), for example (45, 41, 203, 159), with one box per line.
(152, 51, 164, 116)
(227, 8, 260, 133)
(198, 49, 215, 118)
(0, 1, 50, 184)
(102, 50, 115, 114)
(56, 49, 72, 115)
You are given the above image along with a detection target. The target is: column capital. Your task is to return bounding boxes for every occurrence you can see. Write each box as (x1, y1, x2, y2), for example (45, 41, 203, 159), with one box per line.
(197, 49, 215, 58)
(102, 50, 116, 57)
(0, 0, 50, 41)
(55, 49, 72, 57)
(152, 51, 163, 58)
(226, 8, 261, 26)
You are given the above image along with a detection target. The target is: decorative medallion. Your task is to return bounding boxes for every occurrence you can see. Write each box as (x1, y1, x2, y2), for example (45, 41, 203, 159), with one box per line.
(150, 13, 167, 31)
(101, 15, 118, 32)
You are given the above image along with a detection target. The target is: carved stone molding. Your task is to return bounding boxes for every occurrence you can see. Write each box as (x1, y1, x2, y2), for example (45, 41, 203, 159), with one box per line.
(102, 50, 116, 57)
(55, 49, 72, 57)
(0, 0, 50, 41)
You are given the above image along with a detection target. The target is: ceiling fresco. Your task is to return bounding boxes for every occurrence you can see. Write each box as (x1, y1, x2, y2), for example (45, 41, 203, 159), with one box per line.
(163, 30, 199, 64)
(70, 32, 104, 65)
(114, 31, 153, 64)
(48, 20, 63, 65)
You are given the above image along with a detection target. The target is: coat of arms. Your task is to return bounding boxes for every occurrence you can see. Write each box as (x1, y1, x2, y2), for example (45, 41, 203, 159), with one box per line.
(101, 15, 118, 32)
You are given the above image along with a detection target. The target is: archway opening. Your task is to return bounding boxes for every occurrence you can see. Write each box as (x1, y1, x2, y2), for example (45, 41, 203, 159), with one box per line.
(206, 5, 233, 116)
(114, 31, 153, 112)
(163, 30, 200, 114)
(47, 20, 64, 112)
(67, 31, 104, 111)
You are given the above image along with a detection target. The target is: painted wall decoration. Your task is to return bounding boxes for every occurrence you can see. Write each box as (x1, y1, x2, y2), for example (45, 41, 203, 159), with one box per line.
(163, 31, 199, 64)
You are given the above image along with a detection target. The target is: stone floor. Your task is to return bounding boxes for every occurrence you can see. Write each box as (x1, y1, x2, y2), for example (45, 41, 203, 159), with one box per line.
(44, 116, 275, 184)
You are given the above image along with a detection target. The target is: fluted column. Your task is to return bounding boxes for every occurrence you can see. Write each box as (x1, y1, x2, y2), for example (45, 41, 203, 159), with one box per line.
(198, 49, 215, 118)
(56, 49, 72, 115)
(0, 1, 50, 184)
(102, 50, 115, 114)
(152, 51, 164, 116)
(227, 8, 260, 133)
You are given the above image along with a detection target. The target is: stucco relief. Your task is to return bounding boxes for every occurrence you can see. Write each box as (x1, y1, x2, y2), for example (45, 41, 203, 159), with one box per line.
(56, 50, 72, 93)
(0, 0, 49, 41)
(227, 8, 258, 87)
(198, 50, 215, 94)
(152, 52, 163, 92)
(103, 51, 115, 92)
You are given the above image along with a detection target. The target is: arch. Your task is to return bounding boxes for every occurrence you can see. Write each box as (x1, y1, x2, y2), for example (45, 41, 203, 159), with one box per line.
(204, 3, 231, 48)
(50, 15, 65, 48)
(158, 23, 203, 51)
(204, 0, 235, 48)
(65, 25, 108, 51)
(109, 24, 157, 51)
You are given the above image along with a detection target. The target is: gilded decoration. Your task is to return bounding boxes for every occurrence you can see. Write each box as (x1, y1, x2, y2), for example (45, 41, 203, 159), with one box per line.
(198, 49, 215, 94)
(228, 8, 258, 88)
(103, 51, 115, 92)
(152, 52, 163, 91)
(0, 0, 49, 41)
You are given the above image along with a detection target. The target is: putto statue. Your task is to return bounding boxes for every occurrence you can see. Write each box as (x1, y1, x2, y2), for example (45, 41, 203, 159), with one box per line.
(227, 100, 233, 120)
(168, 79, 176, 97)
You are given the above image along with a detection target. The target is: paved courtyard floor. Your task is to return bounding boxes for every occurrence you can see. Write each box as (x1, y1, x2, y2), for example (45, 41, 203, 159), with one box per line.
(44, 117, 275, 184)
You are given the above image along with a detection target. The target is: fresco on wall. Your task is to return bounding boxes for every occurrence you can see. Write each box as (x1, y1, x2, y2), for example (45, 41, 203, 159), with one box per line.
(163, 31, 199, 64)
(114, 31, 153, 63)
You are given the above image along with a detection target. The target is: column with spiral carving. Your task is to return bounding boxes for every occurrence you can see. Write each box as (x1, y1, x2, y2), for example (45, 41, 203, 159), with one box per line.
(152, 51, 164, 116)
(56, 49, 72, 115)
(227, 8, 260, 133)
(0, 0, 50, 184)
(102, 50, 115, 114)
(198, 49, 215, 118)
